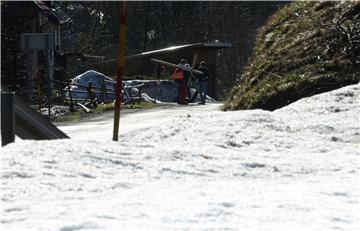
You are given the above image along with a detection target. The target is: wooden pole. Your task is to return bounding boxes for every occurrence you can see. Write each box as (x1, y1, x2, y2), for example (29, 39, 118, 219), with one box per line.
(67, 80, 74, 112)
(150, 58, 204, 75)
(191, 53, 198, 70)
(113, 1, 127, 141)
(37, 71, 42, 112)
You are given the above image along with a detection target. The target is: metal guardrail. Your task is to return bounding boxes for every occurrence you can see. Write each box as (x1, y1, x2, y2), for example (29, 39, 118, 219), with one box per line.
(1, 92, 15, 146)
(1, 91, 69, 146)
(14, 94, 69, 140)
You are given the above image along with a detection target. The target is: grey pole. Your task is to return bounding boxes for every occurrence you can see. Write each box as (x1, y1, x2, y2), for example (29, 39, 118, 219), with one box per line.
(1, 92, 15, 146)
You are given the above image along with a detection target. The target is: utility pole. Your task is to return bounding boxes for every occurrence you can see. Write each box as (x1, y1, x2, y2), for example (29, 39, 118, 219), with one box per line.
(113, 1, 127, 141)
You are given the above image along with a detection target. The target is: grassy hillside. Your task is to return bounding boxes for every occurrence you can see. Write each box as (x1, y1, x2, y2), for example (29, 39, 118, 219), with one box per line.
(222, 1, 359, 111)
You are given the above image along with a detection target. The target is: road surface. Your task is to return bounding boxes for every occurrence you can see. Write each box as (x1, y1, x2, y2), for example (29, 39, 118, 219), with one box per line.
(57, 103, 222, 141)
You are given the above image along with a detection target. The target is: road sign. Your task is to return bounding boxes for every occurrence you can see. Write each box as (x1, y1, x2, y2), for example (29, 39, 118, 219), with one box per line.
(21, 33, 54, 50)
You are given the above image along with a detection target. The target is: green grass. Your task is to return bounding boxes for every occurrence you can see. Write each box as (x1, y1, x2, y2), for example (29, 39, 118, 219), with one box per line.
(53, 102, 157, 123)
(54, 113, 81, 123)
(121, 102, 157, 110)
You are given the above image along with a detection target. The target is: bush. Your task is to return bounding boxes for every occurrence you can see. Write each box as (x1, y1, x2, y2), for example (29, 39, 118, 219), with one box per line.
(223, 1, 360, 111)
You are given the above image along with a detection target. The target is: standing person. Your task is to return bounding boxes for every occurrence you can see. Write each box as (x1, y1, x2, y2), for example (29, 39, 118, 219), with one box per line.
(172, 59, 188, 104)
(197, 61, 210, 105)
(188, 73, 199, 103)
(183, 63, 192, 101)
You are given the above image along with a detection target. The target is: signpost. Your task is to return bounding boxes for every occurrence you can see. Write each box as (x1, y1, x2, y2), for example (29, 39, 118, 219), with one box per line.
(21, 33, 55, 118)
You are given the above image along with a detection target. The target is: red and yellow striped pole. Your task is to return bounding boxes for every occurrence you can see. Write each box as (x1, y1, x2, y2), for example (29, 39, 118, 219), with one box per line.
(113, 1, 127, 141)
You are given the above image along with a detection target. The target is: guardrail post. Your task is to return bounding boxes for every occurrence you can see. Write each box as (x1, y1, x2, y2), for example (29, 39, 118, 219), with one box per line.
(1, 92, 15, 146)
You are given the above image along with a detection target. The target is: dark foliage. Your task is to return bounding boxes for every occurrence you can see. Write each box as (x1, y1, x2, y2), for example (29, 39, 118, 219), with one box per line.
(59, 1, 285, 94)
(1, 1, 285, 100)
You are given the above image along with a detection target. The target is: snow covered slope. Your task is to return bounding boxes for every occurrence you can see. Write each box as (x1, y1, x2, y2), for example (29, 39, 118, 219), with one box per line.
(1, 84, 359, 230)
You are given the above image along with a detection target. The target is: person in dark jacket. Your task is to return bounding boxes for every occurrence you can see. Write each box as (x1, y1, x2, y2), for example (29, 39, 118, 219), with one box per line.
(196, 61, 210, 105)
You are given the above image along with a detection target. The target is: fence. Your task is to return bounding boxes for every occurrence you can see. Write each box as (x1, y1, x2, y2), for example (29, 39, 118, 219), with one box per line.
(11, 78, 144, 119)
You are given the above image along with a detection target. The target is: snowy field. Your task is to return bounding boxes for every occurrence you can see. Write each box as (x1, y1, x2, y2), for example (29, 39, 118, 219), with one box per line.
(1, 84, 359, 231)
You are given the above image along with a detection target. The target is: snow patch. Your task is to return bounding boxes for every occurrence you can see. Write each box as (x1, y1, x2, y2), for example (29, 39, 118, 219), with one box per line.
(1, 83, 359, 230)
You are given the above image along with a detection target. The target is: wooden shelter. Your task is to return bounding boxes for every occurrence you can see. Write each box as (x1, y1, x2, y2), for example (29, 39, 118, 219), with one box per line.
(86, 42, 231, 99)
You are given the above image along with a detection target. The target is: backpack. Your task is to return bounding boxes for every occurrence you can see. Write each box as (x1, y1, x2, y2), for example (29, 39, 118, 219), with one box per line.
(172, 68, 184, 80)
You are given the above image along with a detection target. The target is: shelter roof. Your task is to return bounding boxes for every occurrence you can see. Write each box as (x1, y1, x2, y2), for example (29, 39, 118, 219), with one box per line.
(126, 42, 231, 60)
(33, 0, 71, 25)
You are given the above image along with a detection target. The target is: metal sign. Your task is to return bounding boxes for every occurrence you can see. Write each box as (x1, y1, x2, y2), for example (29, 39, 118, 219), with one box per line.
(21, 33, 54, 50)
